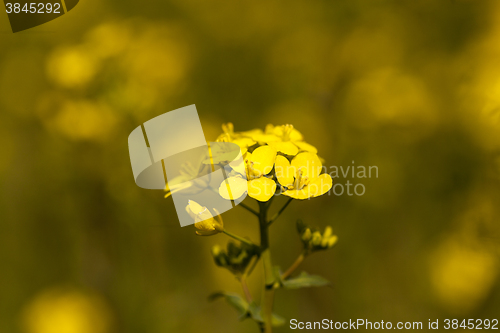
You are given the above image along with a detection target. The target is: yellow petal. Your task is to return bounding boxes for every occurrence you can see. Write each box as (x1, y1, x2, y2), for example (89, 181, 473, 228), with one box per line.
(291, 152, 322, 179)
(186, 200, 213, 221)
(294, 141, 318, 154)
(233, 137, 256, 148)
(240, 128, 263, 137)
(186, 200, 204, 215)
(250, 146, 277, 175)
(282, 189, 310, 200)
(251, 133, 280, 144)
(308, 174, 333, 197)
(194, 218, 219, 235)
(247, 177, 276, 202)
(274, 155, 295, 187)
(219, 176, 248, 200)
(269, 141, 299, 156)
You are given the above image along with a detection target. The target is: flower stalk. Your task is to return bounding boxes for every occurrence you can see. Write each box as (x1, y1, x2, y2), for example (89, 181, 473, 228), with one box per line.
(281, 252, 307, 280)
(222, 230, 255, 247)
(258, 201, 275, 333)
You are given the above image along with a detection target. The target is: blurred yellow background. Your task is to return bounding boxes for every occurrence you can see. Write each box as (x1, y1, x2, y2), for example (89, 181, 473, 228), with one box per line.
(1, 0, 499, 332)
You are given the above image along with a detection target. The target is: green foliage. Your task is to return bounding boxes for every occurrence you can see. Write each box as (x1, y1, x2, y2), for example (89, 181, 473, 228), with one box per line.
(281, 272, 330, 290)
(209, 292, 249, 320)
(209, 292, 285, 326)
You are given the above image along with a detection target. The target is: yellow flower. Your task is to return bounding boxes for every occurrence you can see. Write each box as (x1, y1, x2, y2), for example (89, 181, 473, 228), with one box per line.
(216, 123, 256, 155)
(186, 200, 224, 236)
(219, 145, 277, 202)
(251, 124, 318, 156)
(275, 152, 332, 199)
(164, 162, 209, 198)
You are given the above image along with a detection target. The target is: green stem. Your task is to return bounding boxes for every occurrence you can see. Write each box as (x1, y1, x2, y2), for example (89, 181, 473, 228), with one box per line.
(281, 252, 307, 280)
(258, 201, 275, 333)
(222, 230, 255, 247)
(268, 197, 293, 226)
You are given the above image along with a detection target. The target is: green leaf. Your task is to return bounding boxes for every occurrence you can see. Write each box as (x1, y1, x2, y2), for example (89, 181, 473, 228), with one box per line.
(248, 302, 285, 327)
(282, 272, 330, 289)
(209, 292, 249, 320)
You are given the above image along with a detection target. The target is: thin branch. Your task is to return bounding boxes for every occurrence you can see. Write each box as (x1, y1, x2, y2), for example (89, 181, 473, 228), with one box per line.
(281, 252, 307, 280)
(245, 254, 260, 277)
(222, 230, 255, 246)
(240, 276, 253, 303)
(238, 202, 259, 216)
(268, 197, 293, 226)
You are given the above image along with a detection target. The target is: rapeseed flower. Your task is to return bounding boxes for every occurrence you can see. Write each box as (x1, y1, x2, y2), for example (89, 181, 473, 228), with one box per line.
(275, 152, 332, 199)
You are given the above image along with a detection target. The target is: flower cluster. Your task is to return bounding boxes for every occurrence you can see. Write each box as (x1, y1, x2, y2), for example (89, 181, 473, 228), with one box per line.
(217, 123, 333, 202)
(164, 123, 338, 333)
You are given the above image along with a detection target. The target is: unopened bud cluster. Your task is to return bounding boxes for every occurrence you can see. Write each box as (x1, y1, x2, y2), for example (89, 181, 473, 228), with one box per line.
(211, 241, 258, 274)
(297, 220, 338, 253)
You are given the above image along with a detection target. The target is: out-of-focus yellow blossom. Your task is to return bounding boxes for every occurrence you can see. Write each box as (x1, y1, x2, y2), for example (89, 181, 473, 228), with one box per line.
(48, 100, 118, 142)
(22, 288, 112, 333)
(252, 124, 318, 156)
(186, 200, 224, 236)
(430, 237, 499, 314)
(219, 145, 277, 202)
(47, 47, 99, 89)
(276, 152, 332, 199)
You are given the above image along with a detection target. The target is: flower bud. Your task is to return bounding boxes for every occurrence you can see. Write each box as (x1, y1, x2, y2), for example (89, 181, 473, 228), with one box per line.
(211, 245, 222, 257)
(327, 235, 338, 248)
(311, 231, 322, 247)
(301, 228, 312, 243)
(323, 226, 333, 239)
(187, 201, 224, 236)
(211, 245, 229, 267)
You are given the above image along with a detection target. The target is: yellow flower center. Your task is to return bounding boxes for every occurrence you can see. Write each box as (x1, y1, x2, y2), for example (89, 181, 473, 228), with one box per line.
(281, 124, 294, 141)
(292, 168, 309, 190)
(245, 159, 261, 179)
